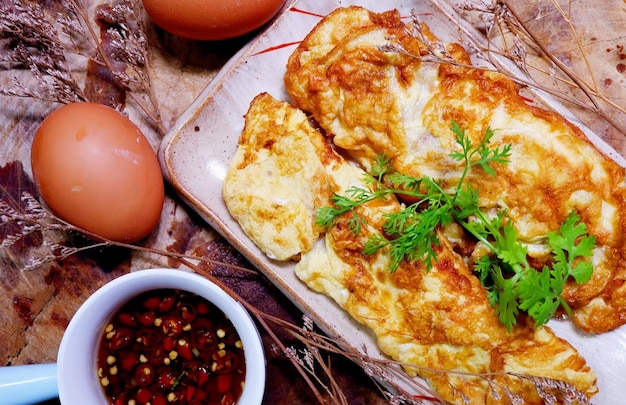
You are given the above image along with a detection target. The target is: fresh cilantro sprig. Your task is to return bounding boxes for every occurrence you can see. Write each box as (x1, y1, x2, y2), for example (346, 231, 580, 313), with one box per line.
(315, 122, 596, 331)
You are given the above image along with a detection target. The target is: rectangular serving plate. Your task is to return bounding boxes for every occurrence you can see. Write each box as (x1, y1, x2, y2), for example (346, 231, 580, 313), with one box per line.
(159, 0, 626, 401)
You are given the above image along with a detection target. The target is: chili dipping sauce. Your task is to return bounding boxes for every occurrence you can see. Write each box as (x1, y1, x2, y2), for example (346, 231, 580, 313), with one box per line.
(97, 288, 246, 405)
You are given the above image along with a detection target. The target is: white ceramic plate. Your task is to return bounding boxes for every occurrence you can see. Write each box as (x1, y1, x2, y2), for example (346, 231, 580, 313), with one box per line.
(159, 0, 626, 402)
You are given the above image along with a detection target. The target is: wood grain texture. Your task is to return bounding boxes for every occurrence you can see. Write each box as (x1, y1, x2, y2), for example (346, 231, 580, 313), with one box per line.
(0, 1, 623, 404)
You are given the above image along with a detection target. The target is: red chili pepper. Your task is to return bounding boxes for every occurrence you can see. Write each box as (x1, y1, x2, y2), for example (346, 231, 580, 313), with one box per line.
(196, 367, 210, 387)
(137, 328, 161, 350)
(185, 385, 196, 401)
(162, 336, 176, 352)
(152, 392, 167, 405)
(214, 352, 238, 374)
(177, 340, 194, 361)
(178, 304, 196, 323)
(194, 388, 208, 401)
(144, 347, 169, 367)
(196, 301, 210, 315)
(158, 295, 176, 312)
(134, 364, 155, 387)
(191, 327, 216, 351)
(135, 387, 153, 404)
(106, 327, 133, 350)
(116, 312, 137, 327)
(137, 311, 156, 327)
(216, 374, 233, 394)
(157, 369, 175, 390)
(142, 296, 161, 311)
(161, 316, 183, 338)
(118, 351, 137, 372)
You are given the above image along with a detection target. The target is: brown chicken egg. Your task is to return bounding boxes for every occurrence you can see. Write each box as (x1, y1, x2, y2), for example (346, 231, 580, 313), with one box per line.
(142, 0, 286, 41)
(31, 102, 164, 243)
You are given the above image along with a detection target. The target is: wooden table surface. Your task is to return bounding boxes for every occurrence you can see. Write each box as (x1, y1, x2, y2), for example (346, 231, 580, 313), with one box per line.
(1, 1, 624, 404)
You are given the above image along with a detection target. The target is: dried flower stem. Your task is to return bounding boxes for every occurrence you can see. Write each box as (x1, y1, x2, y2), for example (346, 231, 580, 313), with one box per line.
(0, 0, 164, 133)
(0, 191, 592, 404)
(450, 0, 626, 137)
(68, 0, 165, 133)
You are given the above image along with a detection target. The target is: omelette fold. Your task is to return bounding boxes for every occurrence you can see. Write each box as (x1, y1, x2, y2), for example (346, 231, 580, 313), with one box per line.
(284, 6, 626, 334)
(219, 5, 626, 403)
(223, 93, 597, 404)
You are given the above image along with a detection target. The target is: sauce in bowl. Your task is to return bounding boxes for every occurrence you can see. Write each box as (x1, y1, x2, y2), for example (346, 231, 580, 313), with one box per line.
(97, 288, 245, 405)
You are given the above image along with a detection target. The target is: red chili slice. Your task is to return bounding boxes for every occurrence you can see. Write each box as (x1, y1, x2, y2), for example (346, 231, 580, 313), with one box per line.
(142, 296, 161, 311)
(217, 374, 233, 394)
(177, 339, 194, 361)
(106, 327, 133, 351)
(116, 312, 137, 327)
(157, 295, 176, 312)
(160, 316, 183, 338)
(137, 311, 157, 327)
(135, 387, 153, 404)
(162, 336, 176, 352)
(178, 303, 197, 323)
(118, 351, 138, 372)
(156, 369, 175, 390)
(191, 327, 217, 351)
(182, 361, 210, 387)
(195, 301, 210, 315)
(152, 392, 167, 405)
(137, 328, 161, 350)
(213, 351, 239, 374)
(134, 364, 155, 387)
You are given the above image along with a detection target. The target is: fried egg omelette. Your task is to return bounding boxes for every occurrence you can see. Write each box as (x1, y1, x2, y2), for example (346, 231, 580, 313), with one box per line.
(284, 6, 626, 334)
(223, 93, 597, 403)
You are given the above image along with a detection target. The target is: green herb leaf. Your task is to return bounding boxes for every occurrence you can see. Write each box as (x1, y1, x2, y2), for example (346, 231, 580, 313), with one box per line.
(314, 122, 596, 331)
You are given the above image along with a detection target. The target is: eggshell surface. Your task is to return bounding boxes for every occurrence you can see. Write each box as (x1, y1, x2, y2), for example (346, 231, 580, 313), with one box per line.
(31, 102, 164, 243)
(142, 0, 286, 40)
